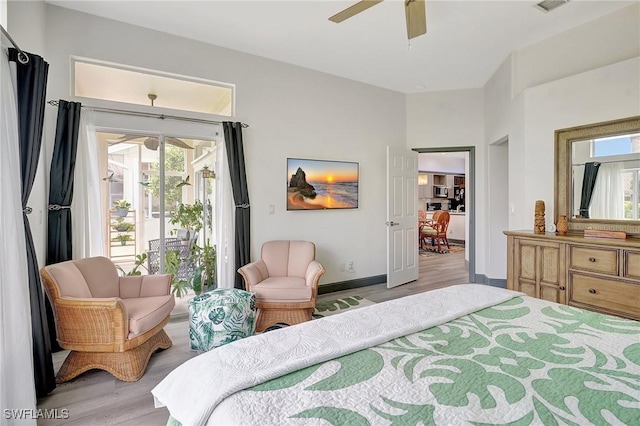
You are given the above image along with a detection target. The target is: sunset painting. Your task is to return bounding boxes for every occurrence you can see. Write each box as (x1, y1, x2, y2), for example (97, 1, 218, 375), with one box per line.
(287, 158, 359, 210)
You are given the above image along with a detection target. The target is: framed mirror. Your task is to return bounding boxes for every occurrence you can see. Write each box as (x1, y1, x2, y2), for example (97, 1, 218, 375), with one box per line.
(555, 115, 640, 235)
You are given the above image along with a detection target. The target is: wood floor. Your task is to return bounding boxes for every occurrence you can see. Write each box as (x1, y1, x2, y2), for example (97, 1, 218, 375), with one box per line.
(37, 250, 468, 425)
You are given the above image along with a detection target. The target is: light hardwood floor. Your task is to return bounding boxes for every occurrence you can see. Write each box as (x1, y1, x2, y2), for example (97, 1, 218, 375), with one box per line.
(37, 250, 468, 425)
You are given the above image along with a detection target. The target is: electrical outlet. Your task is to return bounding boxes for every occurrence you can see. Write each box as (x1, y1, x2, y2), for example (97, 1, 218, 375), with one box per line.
(347, 260, 355, 272)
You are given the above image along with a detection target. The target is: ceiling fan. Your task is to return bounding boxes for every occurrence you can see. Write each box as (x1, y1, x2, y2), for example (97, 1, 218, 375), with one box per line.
(110, 135, 193, 151)
(329, 0, 427, 40)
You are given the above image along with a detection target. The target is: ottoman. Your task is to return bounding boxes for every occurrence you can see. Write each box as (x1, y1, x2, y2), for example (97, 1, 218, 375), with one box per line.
(188, 289, 257, 351)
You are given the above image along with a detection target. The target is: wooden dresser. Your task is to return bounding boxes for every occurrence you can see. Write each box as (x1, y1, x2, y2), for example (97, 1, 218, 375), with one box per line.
(504, 230, 640, 321)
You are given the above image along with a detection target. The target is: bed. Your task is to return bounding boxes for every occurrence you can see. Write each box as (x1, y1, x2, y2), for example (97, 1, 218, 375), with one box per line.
(152, 284, 640, 425)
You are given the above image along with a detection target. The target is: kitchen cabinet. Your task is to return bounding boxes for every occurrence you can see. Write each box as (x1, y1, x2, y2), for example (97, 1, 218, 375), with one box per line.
(418, 173, 431, 199)
(447, 213, 466, 243)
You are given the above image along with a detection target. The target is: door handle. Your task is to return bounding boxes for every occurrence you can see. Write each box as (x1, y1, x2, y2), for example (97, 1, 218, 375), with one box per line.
(385, 221, 400, 226)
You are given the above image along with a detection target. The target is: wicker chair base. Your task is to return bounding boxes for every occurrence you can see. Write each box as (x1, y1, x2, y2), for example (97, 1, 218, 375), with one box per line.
(256, 308, 313, 332)
(55, 329, 173, 383)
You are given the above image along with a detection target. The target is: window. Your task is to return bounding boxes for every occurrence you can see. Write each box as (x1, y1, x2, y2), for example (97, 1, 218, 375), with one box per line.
(623, 169, 640, 220)
(73, 58, 234, 116)
(592, 134, 640, 158)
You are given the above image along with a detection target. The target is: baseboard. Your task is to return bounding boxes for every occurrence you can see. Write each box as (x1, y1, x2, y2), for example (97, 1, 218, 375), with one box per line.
(473, 274, 507, 288)
(319, 275, 386, 295)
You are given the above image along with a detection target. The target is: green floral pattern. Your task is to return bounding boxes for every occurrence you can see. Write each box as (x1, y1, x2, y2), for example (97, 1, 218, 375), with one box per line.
(188, 289, 256, 351)
(219, 296, 640, 425)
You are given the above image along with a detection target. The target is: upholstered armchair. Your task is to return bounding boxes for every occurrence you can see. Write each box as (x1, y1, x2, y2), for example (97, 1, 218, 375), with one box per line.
(40, 256, 175, 383)
(238, 240, 325, 332)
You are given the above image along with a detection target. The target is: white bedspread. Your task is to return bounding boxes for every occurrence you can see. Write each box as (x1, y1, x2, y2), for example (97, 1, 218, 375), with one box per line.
(152, 284, 520, 426)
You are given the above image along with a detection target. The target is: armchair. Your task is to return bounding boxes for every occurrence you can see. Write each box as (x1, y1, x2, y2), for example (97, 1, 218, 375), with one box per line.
(40, 256, 175, 382)
(238, 240, 325, 332)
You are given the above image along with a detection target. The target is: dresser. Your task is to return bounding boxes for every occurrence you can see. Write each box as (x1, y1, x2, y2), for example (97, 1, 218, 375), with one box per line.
(504, 230, 640, 321)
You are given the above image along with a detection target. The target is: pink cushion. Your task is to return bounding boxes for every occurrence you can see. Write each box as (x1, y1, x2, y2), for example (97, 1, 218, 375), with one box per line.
(45, 262, 91, 298)
(73, 256, 120, 298)
(252, 277, 312, 302)
(261, 240, 316, 278)
(121, 295, 175, 339)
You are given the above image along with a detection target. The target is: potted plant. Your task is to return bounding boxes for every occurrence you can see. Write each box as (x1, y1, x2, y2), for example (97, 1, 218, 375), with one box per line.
(112, 217, 134, 232)
(115, 253, 148, 276)
(190, 241, 216, 294)
(113, 199, 132, 217)
(169, 200, 203, 242)
(113, 233, 132, 246)
(166, 250, 191, 298)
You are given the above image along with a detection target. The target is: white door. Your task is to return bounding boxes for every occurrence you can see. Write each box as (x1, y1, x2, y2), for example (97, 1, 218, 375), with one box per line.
(386, 146, 419, 288)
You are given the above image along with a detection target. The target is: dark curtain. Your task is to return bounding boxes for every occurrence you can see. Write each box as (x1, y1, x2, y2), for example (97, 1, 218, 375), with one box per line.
(45, 101, 81, 353)
(47, 101, 81, 264)
(9, 48, 56, 397)
(223, 122, 250, 289)
(579, 162, 601, 219)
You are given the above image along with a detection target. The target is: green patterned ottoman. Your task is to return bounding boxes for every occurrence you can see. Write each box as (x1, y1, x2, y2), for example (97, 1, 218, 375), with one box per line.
(188, 289, 257, 351)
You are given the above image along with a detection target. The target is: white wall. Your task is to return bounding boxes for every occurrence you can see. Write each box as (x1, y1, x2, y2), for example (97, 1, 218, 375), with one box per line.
(512, 3, 640, 96)
(406, 88, 485, 276)
(516, 56, 640, 230)
(8, 3, 407, 286)
(418, 153, 465, 174)
(409, 3, 640, 281)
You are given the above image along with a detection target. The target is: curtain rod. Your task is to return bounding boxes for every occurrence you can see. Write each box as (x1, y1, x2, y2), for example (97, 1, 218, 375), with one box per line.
(1, 24, 29, 64)
(47, 100, 249, 128)
(572, 159, 639, 166)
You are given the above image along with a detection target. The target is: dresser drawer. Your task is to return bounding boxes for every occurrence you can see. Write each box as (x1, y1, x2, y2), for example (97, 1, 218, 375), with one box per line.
(570, 273, 640, 317)
(569, 246, 618, 274)
(625, 251, 640, 280)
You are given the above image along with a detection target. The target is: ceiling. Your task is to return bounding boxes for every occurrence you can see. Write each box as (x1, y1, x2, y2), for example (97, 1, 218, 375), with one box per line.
(48, 0, 637, 93)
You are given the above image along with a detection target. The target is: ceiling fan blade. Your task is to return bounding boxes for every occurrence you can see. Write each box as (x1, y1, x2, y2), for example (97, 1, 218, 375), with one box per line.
(329, 0, 384, 23)
(166, 137, 193, 149)
(405, 0, 427, 40)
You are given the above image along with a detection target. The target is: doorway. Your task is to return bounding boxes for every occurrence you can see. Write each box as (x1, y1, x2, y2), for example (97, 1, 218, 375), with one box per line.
(414, 146, 476, 283)
(97, 131, 217, 293)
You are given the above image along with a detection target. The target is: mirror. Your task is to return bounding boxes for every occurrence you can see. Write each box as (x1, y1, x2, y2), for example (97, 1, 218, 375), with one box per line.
(555, 116, 640, 234)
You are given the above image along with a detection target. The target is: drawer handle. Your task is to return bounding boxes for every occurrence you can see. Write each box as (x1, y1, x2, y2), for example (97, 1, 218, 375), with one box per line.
(559, 286, 565, 291)
(588, 257, 597, 262)
(588, 288, 597, 294)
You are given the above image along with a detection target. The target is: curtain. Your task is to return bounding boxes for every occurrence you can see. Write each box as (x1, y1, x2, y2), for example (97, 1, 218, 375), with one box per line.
(72, 110, 104, 258)
(47, 100, 81, 264)
(1, 48, 38, 423)
(578, 161, 601, 219)
(215, 136, 236, 289)
(9, 48, 56, 398)
(223, 122, 250, 289)
(589, 162, 625, 220)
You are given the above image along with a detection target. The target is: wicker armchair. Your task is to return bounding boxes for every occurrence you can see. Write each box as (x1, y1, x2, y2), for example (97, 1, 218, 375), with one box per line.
(238, 240, 325, 332)
(40, 256, 175, 383)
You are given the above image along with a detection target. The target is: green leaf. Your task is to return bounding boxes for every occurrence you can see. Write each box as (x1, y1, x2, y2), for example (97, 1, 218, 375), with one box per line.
(306, 349, 384, 391)
(624, 343, 640, 367)
(419, 325, 490, 356)
(251, 364, 322, 391)
(472, 411, 535, 426)
(292, 407, 370, 426)
(496, 332, 584, 364)
(533, 368, 640, 425)
(421, 359, 526, 409)
(370, 397, 436, 425)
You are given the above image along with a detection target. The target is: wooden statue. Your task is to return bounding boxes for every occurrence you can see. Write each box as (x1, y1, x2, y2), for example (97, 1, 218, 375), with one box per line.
(534, 200, 546, 234)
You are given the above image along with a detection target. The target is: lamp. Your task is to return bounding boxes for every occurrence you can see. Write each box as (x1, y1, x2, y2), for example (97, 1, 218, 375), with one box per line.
(201, 166, 215, 179)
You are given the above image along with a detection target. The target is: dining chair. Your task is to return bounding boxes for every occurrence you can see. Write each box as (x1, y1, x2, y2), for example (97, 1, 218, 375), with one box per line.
(420, 211, 450, 252)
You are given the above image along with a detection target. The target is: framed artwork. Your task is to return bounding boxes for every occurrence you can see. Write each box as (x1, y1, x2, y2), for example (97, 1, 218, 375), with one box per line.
(287, 158, 359, 210)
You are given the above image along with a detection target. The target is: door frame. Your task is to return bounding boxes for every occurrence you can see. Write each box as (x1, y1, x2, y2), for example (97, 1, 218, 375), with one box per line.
(413, 146, 476, 283)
